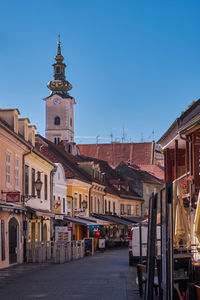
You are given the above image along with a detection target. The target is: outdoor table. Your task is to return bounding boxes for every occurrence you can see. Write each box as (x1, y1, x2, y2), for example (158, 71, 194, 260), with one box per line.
(156, 254, 192, 298)
(192, 261, 200, 285)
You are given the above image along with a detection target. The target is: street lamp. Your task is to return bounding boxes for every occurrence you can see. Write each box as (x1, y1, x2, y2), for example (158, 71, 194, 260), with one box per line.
(35, 178, 43, 194)
(22, 177, 43, 204)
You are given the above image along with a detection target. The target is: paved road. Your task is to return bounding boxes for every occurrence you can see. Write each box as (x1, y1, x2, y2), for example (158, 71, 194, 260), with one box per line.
(0, 248, 140, 300)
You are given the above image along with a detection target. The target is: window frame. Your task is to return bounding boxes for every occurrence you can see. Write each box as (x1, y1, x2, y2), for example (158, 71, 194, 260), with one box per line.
(15, 155, 20, 190)
(6, 150, 12, 187)
(25, 165, 29, 195)
(54, 116, 60, 126)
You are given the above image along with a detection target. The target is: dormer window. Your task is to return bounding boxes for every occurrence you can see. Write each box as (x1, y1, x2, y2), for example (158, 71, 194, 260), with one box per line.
(54, 116, 60, 125)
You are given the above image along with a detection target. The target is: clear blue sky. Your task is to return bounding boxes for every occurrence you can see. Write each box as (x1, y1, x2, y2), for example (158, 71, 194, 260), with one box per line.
(0, 0, 200, 144)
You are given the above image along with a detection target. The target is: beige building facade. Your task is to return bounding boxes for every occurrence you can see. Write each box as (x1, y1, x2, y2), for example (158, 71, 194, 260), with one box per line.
(0, 109, 34, 269)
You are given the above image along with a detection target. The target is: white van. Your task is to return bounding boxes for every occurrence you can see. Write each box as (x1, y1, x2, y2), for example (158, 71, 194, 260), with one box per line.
(129, 223, 161, 265)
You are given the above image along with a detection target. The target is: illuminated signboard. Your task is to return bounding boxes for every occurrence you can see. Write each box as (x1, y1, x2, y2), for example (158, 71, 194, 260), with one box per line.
(6, 193, 20, 203)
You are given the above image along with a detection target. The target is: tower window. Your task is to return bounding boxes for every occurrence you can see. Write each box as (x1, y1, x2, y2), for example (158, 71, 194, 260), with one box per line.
(54, 116, 60, 125)
(56, 66, 61, 73)
(54, 137, 60, 144)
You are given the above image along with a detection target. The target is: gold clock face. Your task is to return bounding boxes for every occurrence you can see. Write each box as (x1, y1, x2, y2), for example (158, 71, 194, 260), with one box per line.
(53, 98, 61, 105)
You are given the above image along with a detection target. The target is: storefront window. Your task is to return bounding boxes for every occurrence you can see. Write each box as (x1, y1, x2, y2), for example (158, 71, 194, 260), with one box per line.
(120, 204, 124, 215)
(113, 202, 115, 214)
(105, 199, 107, 213)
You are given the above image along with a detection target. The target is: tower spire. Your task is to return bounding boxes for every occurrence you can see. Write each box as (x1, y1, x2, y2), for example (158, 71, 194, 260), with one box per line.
(56, 34, 63, 59)
(47, 38, 72, 97)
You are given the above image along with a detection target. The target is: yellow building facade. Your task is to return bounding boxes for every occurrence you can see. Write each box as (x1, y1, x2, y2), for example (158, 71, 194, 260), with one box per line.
(67, 178, 91, 240)
(24, 149, 55, 243)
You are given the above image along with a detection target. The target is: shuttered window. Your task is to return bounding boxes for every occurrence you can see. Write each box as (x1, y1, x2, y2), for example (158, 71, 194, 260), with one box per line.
(6, 151, 12, 187)
(15, 156, 20, 190)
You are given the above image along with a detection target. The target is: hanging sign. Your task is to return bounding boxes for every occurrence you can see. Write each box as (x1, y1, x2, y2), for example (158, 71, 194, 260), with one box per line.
(55, 215, 64, 220)
(6, 193, 20, 203)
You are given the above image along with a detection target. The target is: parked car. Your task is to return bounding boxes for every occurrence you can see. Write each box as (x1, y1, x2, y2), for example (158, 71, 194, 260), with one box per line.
(129, 222, 161, 266)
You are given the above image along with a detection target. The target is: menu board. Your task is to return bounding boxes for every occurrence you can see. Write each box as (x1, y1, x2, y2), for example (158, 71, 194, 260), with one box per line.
(55, 226, 71, 242)
(84, 238, 94, 255)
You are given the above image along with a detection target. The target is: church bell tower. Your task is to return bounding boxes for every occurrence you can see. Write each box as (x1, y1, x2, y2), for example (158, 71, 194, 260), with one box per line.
(44, 37, 76, 144)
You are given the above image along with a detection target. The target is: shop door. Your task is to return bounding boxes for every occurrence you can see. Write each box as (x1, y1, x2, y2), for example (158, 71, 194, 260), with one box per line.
(9, 217, 18, 264)
(31, 222, 36, 242)
(43, 224, 47, 241)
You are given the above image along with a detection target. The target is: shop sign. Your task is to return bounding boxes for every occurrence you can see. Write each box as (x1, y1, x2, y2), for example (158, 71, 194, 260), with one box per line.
(6, 193, 20, 203)
(87, 224, 100, 229)
(2, 207, 13, 212)
(55, 215, 64, 220)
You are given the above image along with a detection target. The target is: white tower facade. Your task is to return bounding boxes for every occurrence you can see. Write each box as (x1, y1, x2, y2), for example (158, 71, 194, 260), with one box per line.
(44, 39, 76, 144)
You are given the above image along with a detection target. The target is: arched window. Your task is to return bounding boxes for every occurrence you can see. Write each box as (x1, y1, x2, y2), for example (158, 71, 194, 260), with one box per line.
(54, 116, 60, 125)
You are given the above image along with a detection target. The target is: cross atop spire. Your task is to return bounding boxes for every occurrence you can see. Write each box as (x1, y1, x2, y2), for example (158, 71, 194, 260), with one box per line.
(55, 34, 63, 60)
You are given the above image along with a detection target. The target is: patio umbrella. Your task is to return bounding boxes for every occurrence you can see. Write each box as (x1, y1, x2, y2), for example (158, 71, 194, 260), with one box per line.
(173, 181, 178, 244)
(174, 184, 190, 248)
(194, 191, 200, 243)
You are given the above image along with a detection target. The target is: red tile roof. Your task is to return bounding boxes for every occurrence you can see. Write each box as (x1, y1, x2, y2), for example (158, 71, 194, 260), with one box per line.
(134, 164, 164, 180)
(75, 155, 142, 199)
(78, 142, 153, 168)
(35, 135, 92, 182)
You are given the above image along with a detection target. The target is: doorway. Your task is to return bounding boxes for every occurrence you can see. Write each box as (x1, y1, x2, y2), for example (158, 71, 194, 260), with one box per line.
(43, 223, 47, 241)
(9, 217, 18, 264)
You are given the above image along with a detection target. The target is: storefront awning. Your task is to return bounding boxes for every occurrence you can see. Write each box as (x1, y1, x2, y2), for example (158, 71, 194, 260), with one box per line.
(0, 203, 26, 213)
(93, 214, 133, 226)
(64, 216, 100, 229)
(79, 216, 112, 226)
(26, 207, 55, 218)
(120, 216, 146, 224)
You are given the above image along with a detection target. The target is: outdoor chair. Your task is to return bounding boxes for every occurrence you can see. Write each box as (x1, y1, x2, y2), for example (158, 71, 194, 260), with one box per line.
(195, 284, 200, 300)
(136, 263, 159, 298)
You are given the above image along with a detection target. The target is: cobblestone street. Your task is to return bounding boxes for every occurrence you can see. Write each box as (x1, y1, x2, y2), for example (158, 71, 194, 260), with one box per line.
(0, 248, 140, 300)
